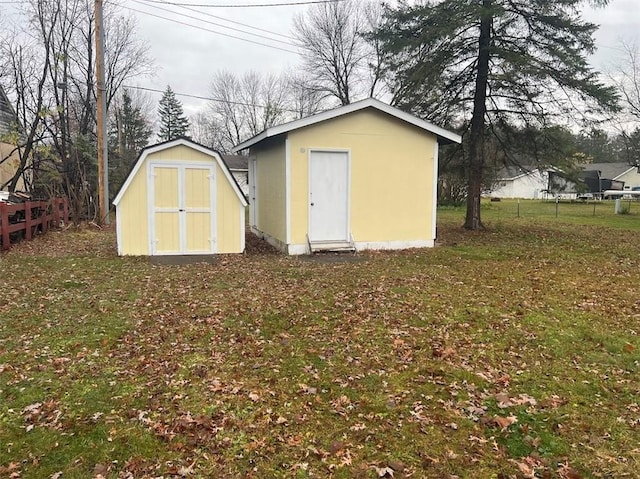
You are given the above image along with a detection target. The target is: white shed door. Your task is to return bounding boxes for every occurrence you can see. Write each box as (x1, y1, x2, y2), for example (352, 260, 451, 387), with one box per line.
(151, 164, 216, 255)
(309, 151, 349, 242)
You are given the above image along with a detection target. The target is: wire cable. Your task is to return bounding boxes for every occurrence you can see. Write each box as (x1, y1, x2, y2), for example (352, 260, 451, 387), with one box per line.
(125, 84, 303, 113)
(123, 5, 299, 54)
(138, 0, 344, 8)
(137, 0, 295, 41)
(132, 0, 296, 46)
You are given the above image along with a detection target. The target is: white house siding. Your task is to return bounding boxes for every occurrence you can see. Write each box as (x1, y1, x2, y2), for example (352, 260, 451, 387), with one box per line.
(491, 170, 548, 199)
(616, 168, 640, 190)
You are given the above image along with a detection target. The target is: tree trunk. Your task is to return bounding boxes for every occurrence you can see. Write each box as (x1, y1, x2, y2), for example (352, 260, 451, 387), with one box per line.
(464, 0, 492, 230)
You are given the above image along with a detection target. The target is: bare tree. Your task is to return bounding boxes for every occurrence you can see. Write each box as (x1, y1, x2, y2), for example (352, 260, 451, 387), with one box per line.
(615, 41, 640, 122)
(210, 71, 246, 151)
(285, 71, 326, 119)
(0, 0, 153, 221)
(610, 40, 640, 166)
(209, 70, 290, 151)
(293, 0, 384, 105)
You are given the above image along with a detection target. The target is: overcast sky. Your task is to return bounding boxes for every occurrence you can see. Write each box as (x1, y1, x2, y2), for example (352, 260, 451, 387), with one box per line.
(2, 0, 639, 118)
(128, 0, 640, 116)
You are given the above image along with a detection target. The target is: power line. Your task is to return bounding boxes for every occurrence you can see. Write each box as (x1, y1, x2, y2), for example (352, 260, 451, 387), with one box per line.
(123, 6, 299, 54)
(137, 0, 344, 7)
(124, 84, 302, 112)
(132, 0, 296, 46)
(138, 0, 295, 41)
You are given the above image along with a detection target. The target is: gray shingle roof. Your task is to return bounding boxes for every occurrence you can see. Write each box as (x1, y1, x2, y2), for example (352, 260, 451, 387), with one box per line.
(496, 165, 538, 180)
(580, 162, 635, 180)
(221, 154, 248, 171)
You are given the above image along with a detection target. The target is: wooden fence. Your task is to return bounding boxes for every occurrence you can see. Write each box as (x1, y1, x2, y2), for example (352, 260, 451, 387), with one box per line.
(0, 197, 69, 251)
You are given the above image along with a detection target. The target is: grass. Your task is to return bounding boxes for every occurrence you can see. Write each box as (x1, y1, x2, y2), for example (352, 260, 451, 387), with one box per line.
(0, 199, 639, 478)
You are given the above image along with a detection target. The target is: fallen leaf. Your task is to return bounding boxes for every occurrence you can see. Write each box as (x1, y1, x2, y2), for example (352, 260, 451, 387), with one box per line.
(493, 415, 518, 430)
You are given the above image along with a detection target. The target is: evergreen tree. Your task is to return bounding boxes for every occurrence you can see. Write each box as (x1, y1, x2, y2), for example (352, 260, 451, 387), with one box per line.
(109, 89, 152, 197)
(157, 85, 190, 141)
(377, 0, 619, 229)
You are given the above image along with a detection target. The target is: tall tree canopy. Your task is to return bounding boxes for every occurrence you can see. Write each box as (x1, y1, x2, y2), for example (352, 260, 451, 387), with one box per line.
(293, 0, 385, 106)
(158, 86, 190, 142)
(109, 89, 152, 197)
(377, 0, 619, 229)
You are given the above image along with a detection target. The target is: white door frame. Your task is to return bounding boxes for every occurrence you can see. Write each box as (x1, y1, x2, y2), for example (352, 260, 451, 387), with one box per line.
(248, 157, 257, 228)
(147, 161, 217, 255)
(307, 148, 351, 242)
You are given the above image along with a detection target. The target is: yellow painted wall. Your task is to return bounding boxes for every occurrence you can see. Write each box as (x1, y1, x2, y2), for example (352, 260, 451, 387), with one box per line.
(216, 167, 243, 253)
(117, 144, 244, 255)
(118, 156, 149, 255)
(250, 138, 286, 242)
(0, 142, 27, 191)
(287, 108, 437, 245)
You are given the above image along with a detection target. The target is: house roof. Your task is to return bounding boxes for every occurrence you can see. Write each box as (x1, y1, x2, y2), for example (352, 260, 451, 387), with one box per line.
(232, 98, 462, 152)
(0, 85, 17, 136)
(113, 138, 248, 207)
(221, 154, 248, 171)
(497, 166, 538, 181)
(580, 162, 636, 180)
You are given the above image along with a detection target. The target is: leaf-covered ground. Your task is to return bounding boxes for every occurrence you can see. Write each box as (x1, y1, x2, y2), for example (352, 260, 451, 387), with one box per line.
(1, 207, 639, 478)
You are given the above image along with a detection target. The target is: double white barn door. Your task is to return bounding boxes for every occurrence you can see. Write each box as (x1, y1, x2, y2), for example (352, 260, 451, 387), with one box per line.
(150, 164, 216, 255)
(308, 151, 350, 243)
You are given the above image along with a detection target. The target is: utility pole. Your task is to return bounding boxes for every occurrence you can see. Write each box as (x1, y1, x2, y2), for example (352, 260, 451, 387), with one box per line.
(95, 0, 109, 225)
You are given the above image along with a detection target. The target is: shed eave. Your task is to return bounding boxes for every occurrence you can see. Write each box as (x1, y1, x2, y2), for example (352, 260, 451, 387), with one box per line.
(231, 98, 462, 153)
(113, 138, 247, 207)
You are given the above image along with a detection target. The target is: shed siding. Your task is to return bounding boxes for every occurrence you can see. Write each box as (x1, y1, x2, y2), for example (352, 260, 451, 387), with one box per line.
(117, 143, 245, 255)
(118, 159, 149, 255)
(216, 169, 243, 253)
(251, 140, 286, 242)
(287, 109, 436, 245)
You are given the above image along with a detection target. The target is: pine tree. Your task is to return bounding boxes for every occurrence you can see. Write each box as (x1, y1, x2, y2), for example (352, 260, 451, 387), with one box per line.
(377, 0, 619, 229)
(109, 89, 152, 196)
(157, 85, 190, 142)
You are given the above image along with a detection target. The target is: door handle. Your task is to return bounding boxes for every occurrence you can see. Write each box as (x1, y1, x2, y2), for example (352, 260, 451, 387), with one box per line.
(310, 203, 314, 206)
(179, 209, 185, 212)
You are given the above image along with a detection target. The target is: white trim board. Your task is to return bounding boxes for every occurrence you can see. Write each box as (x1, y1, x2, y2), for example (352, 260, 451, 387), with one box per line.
(114, 138, 247, 208)
(284, 239, 435, 255)
(232, 98, 462, 152)
(285, 138, 291, 244)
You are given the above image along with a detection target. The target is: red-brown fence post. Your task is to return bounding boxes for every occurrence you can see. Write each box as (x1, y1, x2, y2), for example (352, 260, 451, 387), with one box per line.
(0, 202, 9, 251)
(25, 201, 32, 241)
(53, 198, 59, 227)
(63, 197, 69, 225)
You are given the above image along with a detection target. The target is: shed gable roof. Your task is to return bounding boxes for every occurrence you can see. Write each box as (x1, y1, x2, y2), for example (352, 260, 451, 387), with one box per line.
(221, 154, 248, 171)
(580, 162, 636, 180)
(232, 98, 462, 152)
(113, 138, 248, 207)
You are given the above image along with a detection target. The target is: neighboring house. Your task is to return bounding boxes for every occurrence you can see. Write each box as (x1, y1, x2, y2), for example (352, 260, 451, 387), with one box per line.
(548, 162, 639, 198)
(233, 98, 461, 255)
(113, 138, 247, 256)
(581, 162, 640, 192)
(221, 154, 249, 196)
(489, 166, 550, 199)
(0, 85, 27, 192)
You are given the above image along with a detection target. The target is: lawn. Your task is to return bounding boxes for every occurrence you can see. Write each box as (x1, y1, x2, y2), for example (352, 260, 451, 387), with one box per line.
(0, 201, 639, 478)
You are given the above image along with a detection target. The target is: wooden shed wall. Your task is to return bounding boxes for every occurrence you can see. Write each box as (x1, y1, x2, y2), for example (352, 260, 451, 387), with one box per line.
(117, 144, 245, 255)
(287, 109, 438, 246)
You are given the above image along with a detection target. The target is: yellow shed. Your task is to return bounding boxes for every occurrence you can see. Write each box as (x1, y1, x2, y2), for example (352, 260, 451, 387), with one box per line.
(113, 138, 247, 256)
(233, 98, 461, 255)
